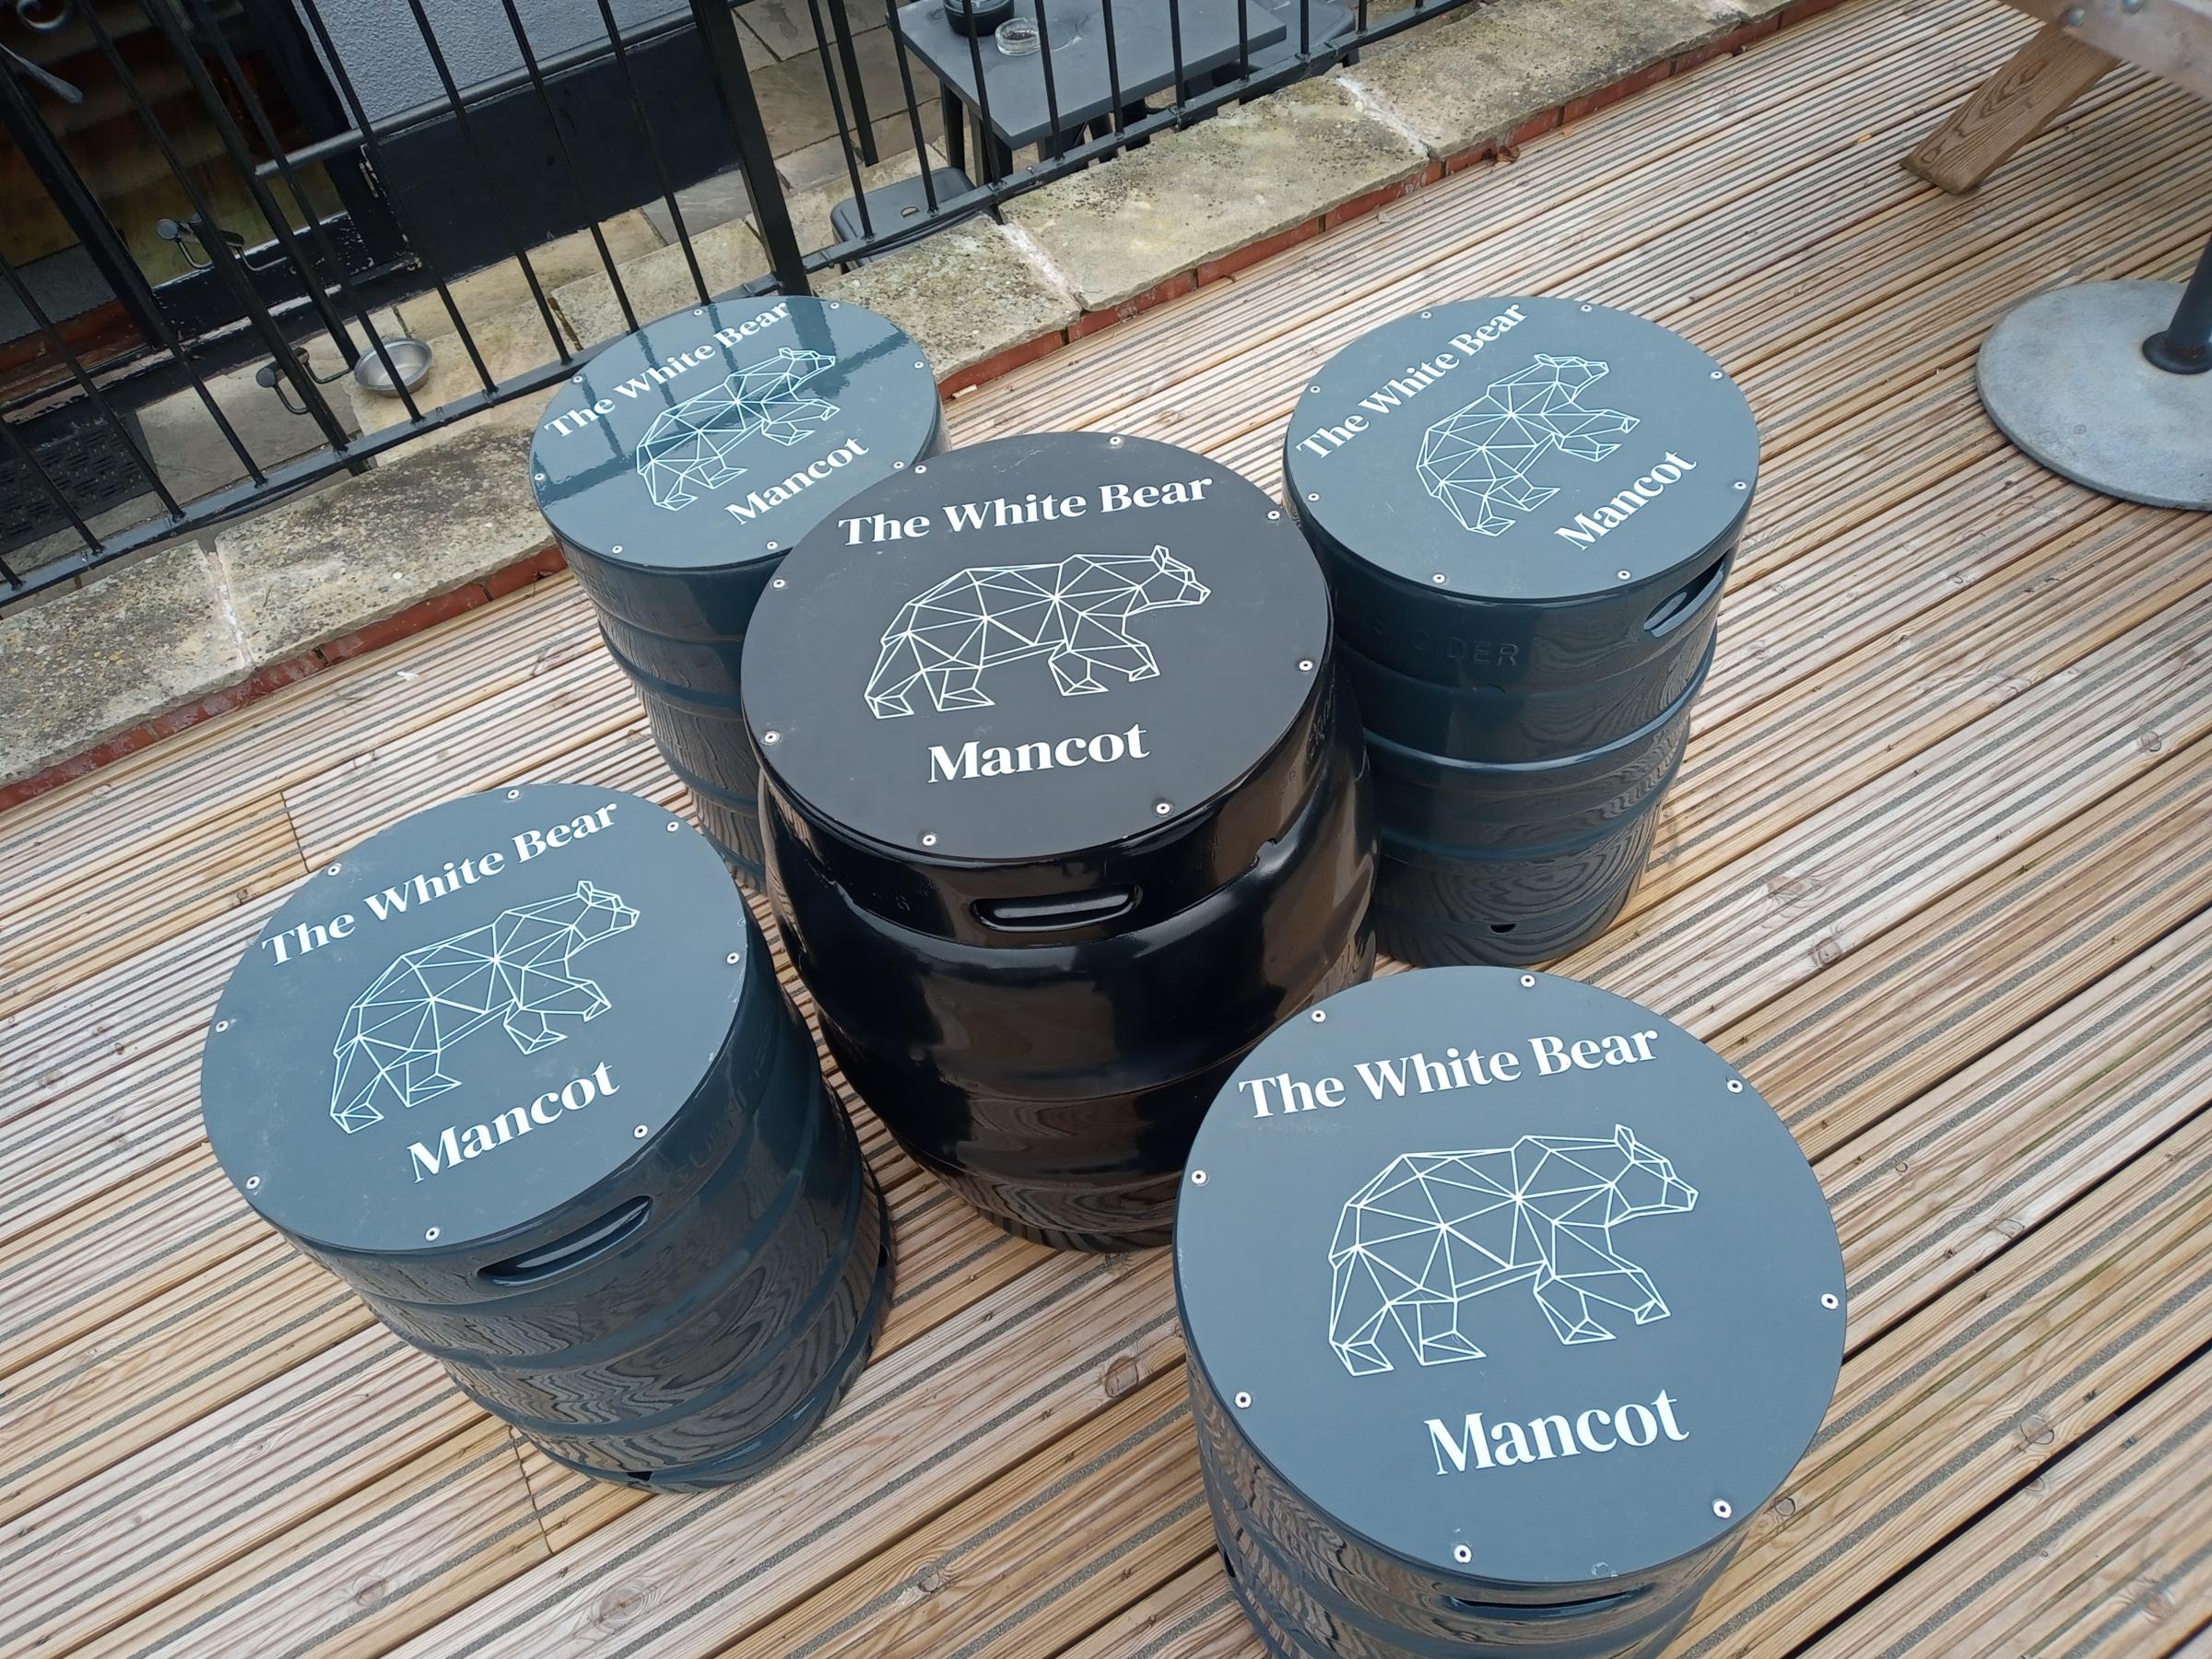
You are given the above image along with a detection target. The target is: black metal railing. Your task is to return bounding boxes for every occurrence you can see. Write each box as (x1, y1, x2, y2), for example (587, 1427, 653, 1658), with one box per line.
(1, 0, 1475, 611)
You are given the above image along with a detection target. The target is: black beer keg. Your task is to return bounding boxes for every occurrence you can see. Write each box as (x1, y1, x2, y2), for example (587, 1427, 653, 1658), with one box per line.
(744, 431, 1376, 1252)
(1177, 967, 1844, 1658)
(199, 785, 890, 1490)
(532, 298, 945, 887)
(1284, 298, 1757, 966)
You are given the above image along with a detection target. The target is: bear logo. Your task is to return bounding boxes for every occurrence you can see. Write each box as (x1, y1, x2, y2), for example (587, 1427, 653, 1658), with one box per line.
(1328, 1126, 1696, 1376)
(864, 547, 1210, 720)
(327, 882, 639, 1135)
(1417, 355, 1639, 537)
(633, 347, 839, 512)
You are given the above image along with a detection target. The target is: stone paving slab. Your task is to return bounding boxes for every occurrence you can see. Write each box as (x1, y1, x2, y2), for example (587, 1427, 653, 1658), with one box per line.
(212, 401, 549, 669)
(0, 545, 243, 791)
(1004, 78, 1430, 310)
(823, 218, 1079, 379)
(1340, 0, 1750, 159)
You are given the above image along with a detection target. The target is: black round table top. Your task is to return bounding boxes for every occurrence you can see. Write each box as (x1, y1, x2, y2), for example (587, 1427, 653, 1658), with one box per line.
(1176, 967, 1843, 1589)
(1286, 298, 1758, 605)
(745, 431, 1331, 865)
(201, 786, 752, 1257)
(530, 296, 939, 572)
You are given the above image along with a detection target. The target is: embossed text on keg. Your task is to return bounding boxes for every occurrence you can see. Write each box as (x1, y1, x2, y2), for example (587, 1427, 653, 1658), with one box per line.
(1552, 452, 1700, 544)
(408, 1061, 620, 1181)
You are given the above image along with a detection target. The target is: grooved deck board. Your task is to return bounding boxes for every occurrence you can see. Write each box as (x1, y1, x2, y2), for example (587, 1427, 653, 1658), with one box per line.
(4, 0, 2209, 1652)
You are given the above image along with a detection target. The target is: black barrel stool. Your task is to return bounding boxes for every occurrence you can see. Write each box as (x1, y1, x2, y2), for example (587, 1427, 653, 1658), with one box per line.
(199, 784, 890, 1490)
(744, 431, 1376, 1252)
(532, 297, 944, 888)
(1177, 967, 1843, 1658)
(1284, 298, 1758, 967)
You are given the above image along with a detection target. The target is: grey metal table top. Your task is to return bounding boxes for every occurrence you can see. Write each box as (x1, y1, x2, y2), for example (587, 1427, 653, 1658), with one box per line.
(895, 0, 1286, 148)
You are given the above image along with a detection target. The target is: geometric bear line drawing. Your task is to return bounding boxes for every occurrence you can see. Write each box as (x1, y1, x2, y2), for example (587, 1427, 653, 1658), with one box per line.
(1416, 354, 1640, 538)
(863, 547, 1211, 720)
(633, 347, 839, 512)
(1327, 1126, 1697, 1377)
(327, 882, 640, 1135)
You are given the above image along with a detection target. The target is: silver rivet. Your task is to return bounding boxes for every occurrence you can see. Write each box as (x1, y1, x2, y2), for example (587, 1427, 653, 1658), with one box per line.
(535, 472, 547, 481)
(1712, 1500, 1733, 1520)
(1155, 801, 1172, 815)
(325, 863, 341, 876)
(1191, 1169, 1207, 1185)
(633, 1124, 649, 1138)
(1453, 1545, 1473, 1564)
(1431, 572, 1447, 584)
(215, 1019, 231, 1033)
(1727, 1079, 1744, 1093)
(425, 1227, 441, 1241)
(571, 372, 582, 382)
(507, 788, 521, 799)
(726, 952, 741, 964)
(612, 545, 624, 554)
(1234, 1391, 1253, 1408)
(1617, 571, 1631, 581)
(1821, 1292, 1840, 1310)
(1419, 310, 1430, 318)
(693, 308, 703, 315)
(1268, 510, 1281, 520)
(1311, 1008, 1326, 1022)
(922, 832, 937, 847)
(914, 464, 927, 474)
(667, 822, 680, 832)
(244, 1175, 260, 1191)
(913, 360, 924, 369)
(1309, 384, 1320, 393)
(1710, 371, 1723, 380)
(1306, 492, 1320, 502)
(767, 541, 779, 551)
(1734, 481, 1748, 491)
(762, 731, 781, 744)
(894, 460, 907, 469)
(1580, 303, 1593, 312)
(1521, 974, 1537, 987)
(772, 577, 787, 589)
(1298, 659, 1314, 672)
(829, 300, 841, 308)
(1109, 435, 1124, 447)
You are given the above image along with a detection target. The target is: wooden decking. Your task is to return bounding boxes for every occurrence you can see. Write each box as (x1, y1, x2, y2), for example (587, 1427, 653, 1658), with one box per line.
(5, 0, 2211, 1652)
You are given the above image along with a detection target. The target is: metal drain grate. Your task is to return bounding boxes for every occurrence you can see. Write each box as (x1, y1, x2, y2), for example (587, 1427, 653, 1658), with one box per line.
(0, 409, 152, 559)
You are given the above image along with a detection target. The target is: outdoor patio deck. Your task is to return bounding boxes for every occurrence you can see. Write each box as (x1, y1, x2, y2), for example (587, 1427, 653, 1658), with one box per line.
(5, 0, 2211, 1653)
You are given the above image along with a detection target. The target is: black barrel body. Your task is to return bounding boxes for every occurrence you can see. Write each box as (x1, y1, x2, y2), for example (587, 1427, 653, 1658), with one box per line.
(531, 298, 945, 887)
(200, 785, 889, 1490)
(744, 432, 1377, 1251)
(1284, 298, 1758, 964)
(1176, 968, 1845, 1659)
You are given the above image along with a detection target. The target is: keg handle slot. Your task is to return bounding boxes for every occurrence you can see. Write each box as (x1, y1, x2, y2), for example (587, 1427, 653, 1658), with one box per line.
(972, 888, 1139, 932)
(478, 1196, 652, 1286)
(1439, 1581, 1645, 1618)
(1643, 553, 1728, 635)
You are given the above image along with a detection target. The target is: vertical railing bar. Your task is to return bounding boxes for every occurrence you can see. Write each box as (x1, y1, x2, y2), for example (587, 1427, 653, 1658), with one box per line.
(688, 0, 810, 293)
(822, 0, 880, 166)
(494, 0, 640, 335)
(1235, 0, 1249, 78)
(396, 0, 571, 358)
(0, 246, 184, 517)
(880, 0, 942, 215)
(1300, 0, 1312, 59)
(72, 5, 354, 458)
(959, 18, 999, 182)
(26, 26, 276, 484)
(1099, 0, 1126, 135)
(1031, 0, 1066, 161)
(0, 402, 102, 556)
(182, 0, 425, 424)
(1166, 0, 1189, 110)
(590, 0, 711, 304)
(288, 2, 497, 391)
(804, 0, 880, 244)
(138, 4, 360, 370)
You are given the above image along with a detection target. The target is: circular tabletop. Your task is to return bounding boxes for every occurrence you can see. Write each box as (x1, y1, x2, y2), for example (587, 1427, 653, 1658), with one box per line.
(201, 786, 752, 1256)
(530, 297, 940, 572)
(1176, 967, 1843, 1588)
(745, 431, 1331, 865)
(1286, 298, 1759, 604)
